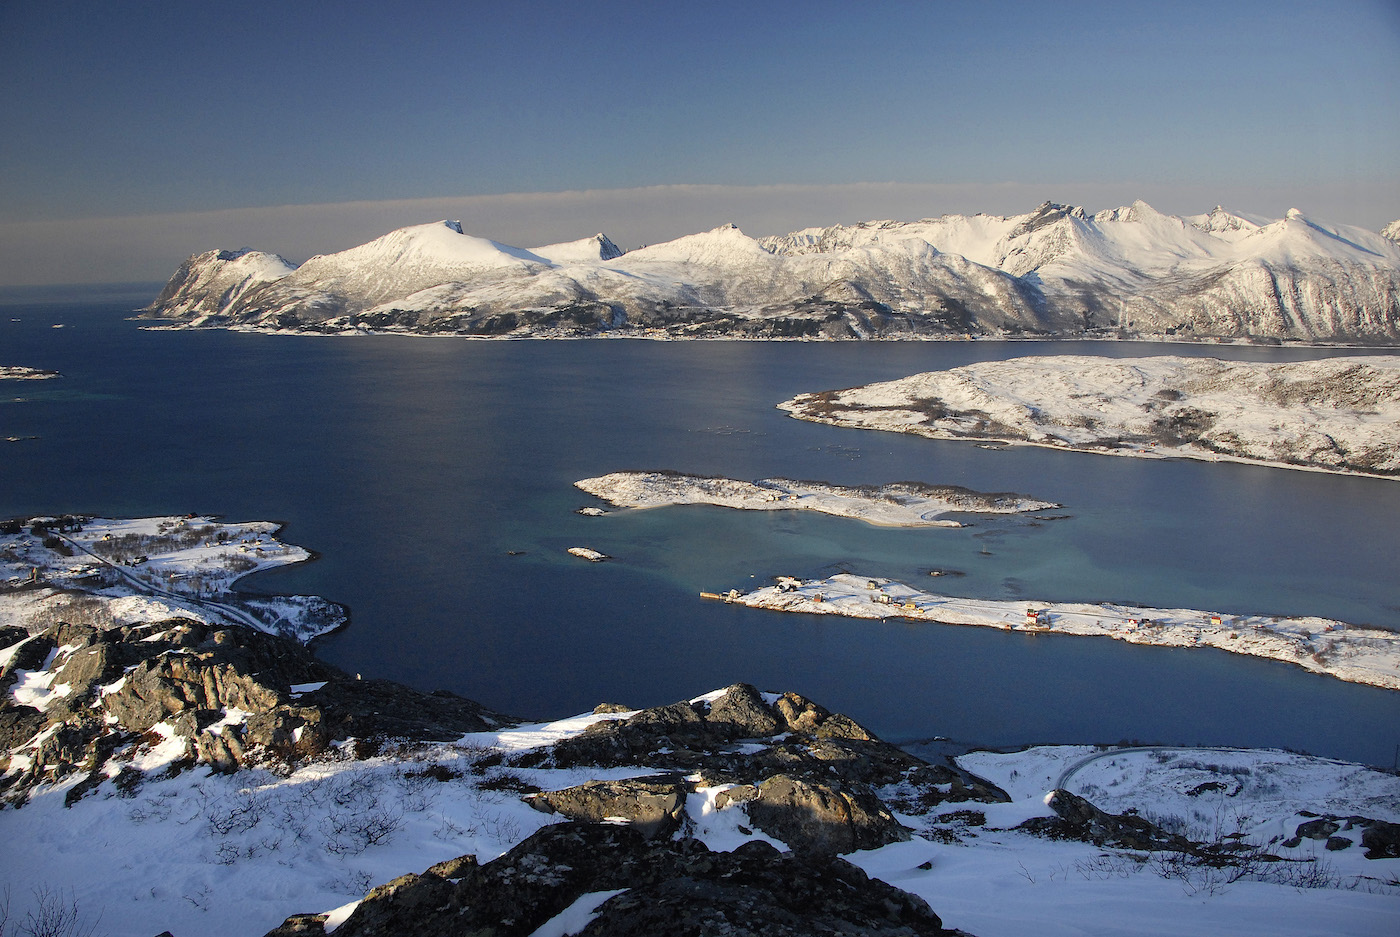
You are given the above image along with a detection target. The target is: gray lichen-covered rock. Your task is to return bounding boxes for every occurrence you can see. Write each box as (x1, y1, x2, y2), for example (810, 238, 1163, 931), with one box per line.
(739, 773, 911, 853)
(0, 618, 515, 804)
(528, 775, 690, 838)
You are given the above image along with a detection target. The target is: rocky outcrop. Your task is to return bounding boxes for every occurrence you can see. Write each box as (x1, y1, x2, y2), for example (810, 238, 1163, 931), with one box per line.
(516, 684, 999, 854)
(528, 775, 690, 839)
(1024, 789, 1198, 853)
(723, 773, 910, 854)
(0, 618, 513, 804)
(264, 821, 961, 937)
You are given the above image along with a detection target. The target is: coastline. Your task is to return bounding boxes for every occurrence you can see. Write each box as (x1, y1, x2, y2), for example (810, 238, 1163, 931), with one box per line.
(724, 573, 1400, 693)
(0, 514, 345, 643)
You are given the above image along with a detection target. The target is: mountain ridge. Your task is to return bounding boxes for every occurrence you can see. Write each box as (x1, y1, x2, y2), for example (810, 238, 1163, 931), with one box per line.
(142, 201, 1400, 343)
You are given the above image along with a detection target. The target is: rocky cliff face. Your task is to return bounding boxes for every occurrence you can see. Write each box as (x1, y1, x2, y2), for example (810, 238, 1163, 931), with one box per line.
(0, 617, 510, 805)
(141, 203, 1400, 343)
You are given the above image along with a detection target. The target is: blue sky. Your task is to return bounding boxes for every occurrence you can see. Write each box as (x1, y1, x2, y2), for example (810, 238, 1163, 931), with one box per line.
(1, 0, 1398, 285)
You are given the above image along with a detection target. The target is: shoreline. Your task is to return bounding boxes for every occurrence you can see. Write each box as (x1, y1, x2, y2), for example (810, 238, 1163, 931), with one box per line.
(721, 573, 1400, 693)
(131, 316, 1400, 349)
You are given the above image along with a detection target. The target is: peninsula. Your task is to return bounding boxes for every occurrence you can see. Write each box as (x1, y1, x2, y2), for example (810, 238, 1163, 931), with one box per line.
(0, 514, 345, 642)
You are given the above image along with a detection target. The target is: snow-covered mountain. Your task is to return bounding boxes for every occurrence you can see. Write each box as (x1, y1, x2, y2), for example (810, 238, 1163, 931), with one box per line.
(143, 203, 1400, 342)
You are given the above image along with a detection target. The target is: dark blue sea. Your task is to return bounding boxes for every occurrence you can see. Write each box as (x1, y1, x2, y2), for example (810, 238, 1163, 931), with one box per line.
(4, 285, 1399, 766)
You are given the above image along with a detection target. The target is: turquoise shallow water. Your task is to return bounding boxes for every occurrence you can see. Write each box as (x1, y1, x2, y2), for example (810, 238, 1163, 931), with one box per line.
(4, 294, 1399, 765)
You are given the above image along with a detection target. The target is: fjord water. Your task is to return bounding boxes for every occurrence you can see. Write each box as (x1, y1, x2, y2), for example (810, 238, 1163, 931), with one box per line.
(5, 292, 1400, 766)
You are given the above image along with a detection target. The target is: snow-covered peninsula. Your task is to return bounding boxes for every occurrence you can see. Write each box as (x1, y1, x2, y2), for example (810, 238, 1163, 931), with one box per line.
(780, 355, 1400, 478)
(575, 471, 1057, 527)
(141, 202, 1400, 343)
(725, 573, 1400, 692)
(0, 514, 344, 642)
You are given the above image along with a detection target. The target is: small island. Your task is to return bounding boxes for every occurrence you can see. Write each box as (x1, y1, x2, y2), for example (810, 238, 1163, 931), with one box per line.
(575, 471, 1058, 527)
(0, 514, 345, 642)
(722, 573, 1400, 692)
(780, 355, 1400, 478)
(0, 366, 60, 380)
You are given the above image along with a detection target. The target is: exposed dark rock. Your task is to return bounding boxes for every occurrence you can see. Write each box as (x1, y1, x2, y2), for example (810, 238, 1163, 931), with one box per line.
(1361, 819, 1400, 859)
(538, 684, 918, 788)
(1024, 789, 1197, 852)
(741, 773, 911, 854)
(528, 775, 689, 838)
(706, 682, 782, 736)
(267, 821, 958, 937)
(1295, 817, 1341, 841)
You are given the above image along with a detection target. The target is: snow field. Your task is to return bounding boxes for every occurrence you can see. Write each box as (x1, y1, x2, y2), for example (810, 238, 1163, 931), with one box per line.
(1, 695, 1397, 937)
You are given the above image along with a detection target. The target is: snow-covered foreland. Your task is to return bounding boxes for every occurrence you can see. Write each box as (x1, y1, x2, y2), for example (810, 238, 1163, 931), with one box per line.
(574, 471, 1057, 527)
(0, 682, 1396, 937)
(0, 515, 345, 642)
(728, 573, 1400, 692)
(141, 202, 1400, 343)
(780, 354, 1400, 477)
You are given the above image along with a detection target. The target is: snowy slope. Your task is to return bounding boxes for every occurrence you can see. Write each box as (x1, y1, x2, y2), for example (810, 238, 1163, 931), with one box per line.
(143, 203, 1400, 342)
(145, 248, 295, 323)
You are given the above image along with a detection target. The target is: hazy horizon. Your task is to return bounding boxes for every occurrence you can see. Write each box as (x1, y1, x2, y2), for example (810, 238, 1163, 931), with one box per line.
(2, 1, 1397, 287)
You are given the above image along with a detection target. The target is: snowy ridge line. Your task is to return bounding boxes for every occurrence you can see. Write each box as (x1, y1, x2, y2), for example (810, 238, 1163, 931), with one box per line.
(141, 202, 1400, 343)
(780, 354, 1400, 479)
(0, 514, 345, 643)
(728, 573, 1400, 692)
(574, 470, 1058, 527)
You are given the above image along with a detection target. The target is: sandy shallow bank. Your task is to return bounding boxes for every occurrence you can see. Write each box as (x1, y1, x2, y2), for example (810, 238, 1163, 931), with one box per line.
(725, 573, 1400, 692)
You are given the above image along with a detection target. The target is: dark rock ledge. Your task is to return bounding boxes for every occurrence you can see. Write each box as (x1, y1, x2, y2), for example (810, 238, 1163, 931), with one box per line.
(264, 821, 969, 937)
(0, 618, 510, 805)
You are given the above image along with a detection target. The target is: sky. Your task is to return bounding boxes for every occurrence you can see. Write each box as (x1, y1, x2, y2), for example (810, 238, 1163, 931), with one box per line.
(1, 0, 1398, 287)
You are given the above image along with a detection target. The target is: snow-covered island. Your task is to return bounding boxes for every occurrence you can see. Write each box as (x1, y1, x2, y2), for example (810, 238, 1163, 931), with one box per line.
(0, 366, 60, 380)
(140, 202, 1400, 344)
(575, 471, 1058, 527)
(0, 514, 345, 642)
(725, 573, 1400, 692)
(780, 355, 1400, 478)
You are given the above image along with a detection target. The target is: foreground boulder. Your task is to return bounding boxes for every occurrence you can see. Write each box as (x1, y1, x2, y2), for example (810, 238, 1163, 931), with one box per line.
(265, 821, 961, 937)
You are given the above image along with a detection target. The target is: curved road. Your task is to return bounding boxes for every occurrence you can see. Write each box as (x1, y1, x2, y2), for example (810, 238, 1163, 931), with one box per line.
(52, 527, 268, 632)
(1052, 744, 1326, 792)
